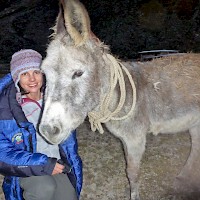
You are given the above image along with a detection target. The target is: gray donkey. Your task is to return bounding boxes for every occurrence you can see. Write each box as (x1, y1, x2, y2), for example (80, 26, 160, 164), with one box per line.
(39, 0, 200, 199)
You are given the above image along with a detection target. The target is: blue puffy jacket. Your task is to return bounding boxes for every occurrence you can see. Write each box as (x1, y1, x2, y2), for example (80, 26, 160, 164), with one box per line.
(0, 74, 82, 200)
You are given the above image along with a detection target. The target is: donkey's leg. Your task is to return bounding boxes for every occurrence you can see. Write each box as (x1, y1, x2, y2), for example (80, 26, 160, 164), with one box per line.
(122, 133, 146, 200)
(174, 125, 200, 195)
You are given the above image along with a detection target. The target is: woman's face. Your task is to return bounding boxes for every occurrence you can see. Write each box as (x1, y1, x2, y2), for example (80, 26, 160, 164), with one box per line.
(19, 70, 43, 94)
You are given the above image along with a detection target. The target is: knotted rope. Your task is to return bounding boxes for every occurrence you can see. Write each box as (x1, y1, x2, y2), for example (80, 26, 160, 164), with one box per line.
(88, 53, 137, 134)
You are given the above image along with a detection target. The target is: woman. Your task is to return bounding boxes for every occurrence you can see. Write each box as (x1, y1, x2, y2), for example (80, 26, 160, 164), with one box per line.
(0, 49, 82, 200)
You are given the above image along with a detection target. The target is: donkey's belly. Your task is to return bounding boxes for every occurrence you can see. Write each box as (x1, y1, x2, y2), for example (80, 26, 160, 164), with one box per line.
(149, 113, 200, 135)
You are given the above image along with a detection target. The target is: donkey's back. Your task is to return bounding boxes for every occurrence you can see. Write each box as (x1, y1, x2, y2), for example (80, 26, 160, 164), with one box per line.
(129, 53, 200, 136)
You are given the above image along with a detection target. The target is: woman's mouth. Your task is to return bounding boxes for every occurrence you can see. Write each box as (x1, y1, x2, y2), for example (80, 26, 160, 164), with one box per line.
(28, 84, 37, 87)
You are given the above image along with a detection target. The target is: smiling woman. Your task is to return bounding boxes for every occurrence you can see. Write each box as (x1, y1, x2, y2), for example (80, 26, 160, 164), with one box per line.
(10, 49, 43, 103)
(0, 49, 82, 200)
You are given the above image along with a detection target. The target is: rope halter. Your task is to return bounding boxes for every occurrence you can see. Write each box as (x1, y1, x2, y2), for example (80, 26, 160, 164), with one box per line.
(88, 53, 137, 134)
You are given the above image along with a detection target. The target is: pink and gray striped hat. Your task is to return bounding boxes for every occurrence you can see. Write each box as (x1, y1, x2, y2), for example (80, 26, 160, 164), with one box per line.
(10, 49, 42, 92)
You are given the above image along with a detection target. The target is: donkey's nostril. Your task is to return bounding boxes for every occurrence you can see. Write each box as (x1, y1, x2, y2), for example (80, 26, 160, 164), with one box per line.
(40, 124, 60, 136)
(53, 126, 60, 135)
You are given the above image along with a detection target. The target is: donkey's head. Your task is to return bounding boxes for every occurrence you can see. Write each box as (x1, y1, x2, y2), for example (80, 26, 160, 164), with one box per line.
(39, 0, 108, 144)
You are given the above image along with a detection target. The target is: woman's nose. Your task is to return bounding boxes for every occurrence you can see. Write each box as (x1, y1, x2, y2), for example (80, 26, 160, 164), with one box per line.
(29, 74, 36, 81)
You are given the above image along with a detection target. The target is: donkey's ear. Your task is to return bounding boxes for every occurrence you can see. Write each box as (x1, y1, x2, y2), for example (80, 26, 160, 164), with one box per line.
(56, 0, 91, 46)
(54, 3, 66, 36)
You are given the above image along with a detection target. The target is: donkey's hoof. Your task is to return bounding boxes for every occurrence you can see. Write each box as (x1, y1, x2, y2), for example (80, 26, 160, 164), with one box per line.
(130, 193, 140, 200)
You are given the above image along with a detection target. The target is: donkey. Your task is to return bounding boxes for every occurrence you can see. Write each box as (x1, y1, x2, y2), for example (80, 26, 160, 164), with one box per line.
(39, 0, 200, 199)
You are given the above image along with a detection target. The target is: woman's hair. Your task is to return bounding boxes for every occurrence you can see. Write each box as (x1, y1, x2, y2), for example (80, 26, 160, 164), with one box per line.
(18, 83, 29, 95)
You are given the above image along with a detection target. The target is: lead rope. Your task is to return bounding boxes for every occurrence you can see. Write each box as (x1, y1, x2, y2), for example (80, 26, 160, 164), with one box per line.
(88, 53, 137, 134)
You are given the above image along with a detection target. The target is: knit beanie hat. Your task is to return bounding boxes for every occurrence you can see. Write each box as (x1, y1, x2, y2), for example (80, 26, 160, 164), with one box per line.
(10, 49, 42, 92)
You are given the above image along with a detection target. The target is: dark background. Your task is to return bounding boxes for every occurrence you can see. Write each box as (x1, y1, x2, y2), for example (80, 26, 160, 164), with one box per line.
(0, 0, 200, 72)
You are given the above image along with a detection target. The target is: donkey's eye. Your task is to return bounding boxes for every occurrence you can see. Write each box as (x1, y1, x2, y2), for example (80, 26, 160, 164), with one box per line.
(72, 70, 83, 79)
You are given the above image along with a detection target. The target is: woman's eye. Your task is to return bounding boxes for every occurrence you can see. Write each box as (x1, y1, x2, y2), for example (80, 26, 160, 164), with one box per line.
(21, 72, 28, 76)
(34, 70, 41, 74)
(72, 70, 83, 79)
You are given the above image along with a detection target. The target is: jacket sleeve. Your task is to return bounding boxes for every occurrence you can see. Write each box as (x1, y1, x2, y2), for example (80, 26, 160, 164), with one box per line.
(0, 122, 57, 177)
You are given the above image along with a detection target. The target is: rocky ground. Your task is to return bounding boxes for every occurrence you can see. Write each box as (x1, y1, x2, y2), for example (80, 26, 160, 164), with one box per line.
(0, 119, 197, 200)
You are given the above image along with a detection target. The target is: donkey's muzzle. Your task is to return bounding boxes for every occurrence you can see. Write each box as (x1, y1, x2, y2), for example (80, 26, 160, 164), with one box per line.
(39, 124, 61, 143)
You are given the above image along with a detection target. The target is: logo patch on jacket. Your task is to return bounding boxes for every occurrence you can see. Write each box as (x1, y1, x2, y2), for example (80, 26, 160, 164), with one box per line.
(12, 133, 23, 144)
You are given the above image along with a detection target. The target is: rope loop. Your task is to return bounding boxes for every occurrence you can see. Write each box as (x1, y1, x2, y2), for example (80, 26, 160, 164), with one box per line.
(88, 53, 137, 133)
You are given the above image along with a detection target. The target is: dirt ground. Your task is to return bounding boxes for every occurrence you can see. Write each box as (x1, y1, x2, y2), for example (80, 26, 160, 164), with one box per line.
(0, 120, 198, 200)
(77, 121, 193, 200)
